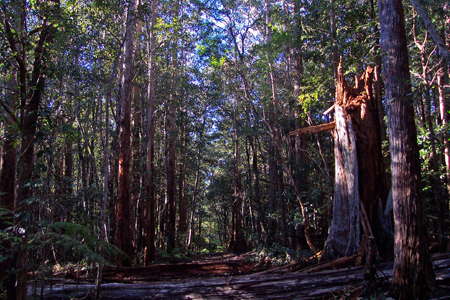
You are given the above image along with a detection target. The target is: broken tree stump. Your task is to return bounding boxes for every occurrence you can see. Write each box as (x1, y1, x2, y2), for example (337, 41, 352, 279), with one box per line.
(289, 60, 390, 262)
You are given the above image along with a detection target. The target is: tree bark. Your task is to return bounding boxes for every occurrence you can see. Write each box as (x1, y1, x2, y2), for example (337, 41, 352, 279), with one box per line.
(378, 0, 435, 298)
(143, 0, 158, 265)
(115, 0, 138, 266)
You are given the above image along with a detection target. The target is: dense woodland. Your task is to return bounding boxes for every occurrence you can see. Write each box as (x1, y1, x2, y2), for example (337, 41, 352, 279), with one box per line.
(0, 0, 449, 299)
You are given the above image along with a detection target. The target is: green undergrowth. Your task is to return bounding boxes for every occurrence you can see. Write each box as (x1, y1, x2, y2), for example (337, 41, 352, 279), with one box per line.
(251, 244, 314, 266)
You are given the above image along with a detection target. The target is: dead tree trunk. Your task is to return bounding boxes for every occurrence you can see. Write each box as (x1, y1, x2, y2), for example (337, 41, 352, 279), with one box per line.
(290, 63, 389, 261)
(324, 64, 390, 260)
(324, 102, 361, 259)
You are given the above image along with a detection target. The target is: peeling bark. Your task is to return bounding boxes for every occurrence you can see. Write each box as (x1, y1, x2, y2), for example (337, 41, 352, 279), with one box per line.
(324, 104, 360, 258)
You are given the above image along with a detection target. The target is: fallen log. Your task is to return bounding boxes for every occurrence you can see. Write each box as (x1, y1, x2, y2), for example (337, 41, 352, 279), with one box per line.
(101, 261, 260, 282)
(30, 253, 450, 299)
(98, 252, 264, 282)
(300, 254, 357, 273)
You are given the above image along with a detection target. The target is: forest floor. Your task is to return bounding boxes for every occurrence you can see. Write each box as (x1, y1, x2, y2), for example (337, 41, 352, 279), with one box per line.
(28, 252, 450, 299)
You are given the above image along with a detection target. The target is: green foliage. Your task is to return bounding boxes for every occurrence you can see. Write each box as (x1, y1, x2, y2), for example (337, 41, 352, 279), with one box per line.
(256, 244, 297, 265)
(41, 222, 122, 265)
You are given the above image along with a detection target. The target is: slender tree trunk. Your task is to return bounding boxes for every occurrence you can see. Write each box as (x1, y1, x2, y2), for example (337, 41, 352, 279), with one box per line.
(177, 122, 188, 247)
(102, 80, 111, 243)
(165, 0, 181, 254)
(165, 81, 177, 253)
(378, 0, 435, 297)
(64, 139, 73, 194)
(165, 78, 177, 253)
(228, 98, 247, 253)
(264, 0, 285, 246)
(288, 0, 320, 252)
(249, 137, 263, 243)
(115, 0, 138, 266)
(131, 83, 142, 252)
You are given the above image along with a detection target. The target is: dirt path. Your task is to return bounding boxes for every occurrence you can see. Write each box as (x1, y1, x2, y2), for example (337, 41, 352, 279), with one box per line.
(28, 253, 450, 299)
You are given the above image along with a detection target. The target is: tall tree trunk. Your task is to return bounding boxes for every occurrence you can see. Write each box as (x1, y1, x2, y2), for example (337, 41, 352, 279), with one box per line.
(264, 0, 285, 246)
(228, 100, 247, 253)
(143, 0, 158, 265)
(115, 0, 138, 266)
(288, 0, 319, 252)
(378, 0, 435, 298)
(166, 76, 177, 253)
(177, 122, 188, 248)
(3, 3, 58, 298)
(165, 0, 181, 254)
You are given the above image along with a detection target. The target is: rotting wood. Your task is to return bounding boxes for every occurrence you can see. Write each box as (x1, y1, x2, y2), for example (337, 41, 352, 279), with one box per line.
(289, 121, 335, 136)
